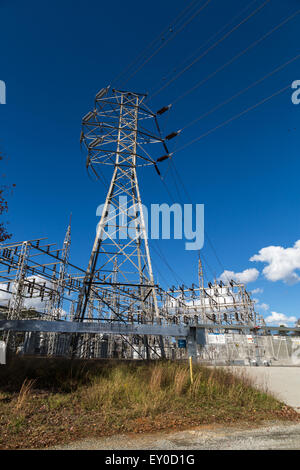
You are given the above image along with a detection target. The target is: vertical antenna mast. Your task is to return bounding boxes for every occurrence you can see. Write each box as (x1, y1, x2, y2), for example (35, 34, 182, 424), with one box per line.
(47, 217, 72, 355)
(198, 250, 204, 291)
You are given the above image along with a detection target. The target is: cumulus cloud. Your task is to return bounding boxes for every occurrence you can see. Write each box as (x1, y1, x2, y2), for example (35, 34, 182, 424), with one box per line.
(219, 268, 259, 284)
(252, 298, 269, 310)
(257, 302, 269, 311)
(265, 311, 297, 326)
(250, 240, 300, 284)
(251, 288, 263, 295)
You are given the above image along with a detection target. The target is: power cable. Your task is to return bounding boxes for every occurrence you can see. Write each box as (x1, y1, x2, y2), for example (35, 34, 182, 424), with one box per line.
(148, 0, 271, 100)
(201, 252, 217, 281)
(174, 83, 290, 153)
(154, 20, 300, 283)
(168, 159, 225, 284)
(181, 52, 300, 132)
(111, 0, 201, 87)
(165, 84, 292, 281)
(172, 7, 300, 106)
(151, 240, 185, 286)
(148, 0, 259, 98)
(122, 0, 213, 86)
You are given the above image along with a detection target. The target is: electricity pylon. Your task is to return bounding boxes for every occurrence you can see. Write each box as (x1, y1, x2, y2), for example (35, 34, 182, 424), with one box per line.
(74, 87, 169, 333)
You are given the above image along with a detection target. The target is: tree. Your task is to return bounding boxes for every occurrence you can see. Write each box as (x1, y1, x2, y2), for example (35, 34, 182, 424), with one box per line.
(278, 324, 288, 336)
(0, 188, 12, 242)
(291, 319, 300, 336)
(0, 153, 15, 242)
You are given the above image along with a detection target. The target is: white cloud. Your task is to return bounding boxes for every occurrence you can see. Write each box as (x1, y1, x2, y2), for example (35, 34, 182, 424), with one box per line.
(265, 311, 297, 326)
(250, 240, 300, 284)
(257, 302, 269, 311)
(252, 298, 269, 310)
(251, 288, 263, 295)
(219, 268, 259, 284)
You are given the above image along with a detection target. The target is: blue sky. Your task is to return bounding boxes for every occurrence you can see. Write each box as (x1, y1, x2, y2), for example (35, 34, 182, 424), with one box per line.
(0, 0, 299, 324)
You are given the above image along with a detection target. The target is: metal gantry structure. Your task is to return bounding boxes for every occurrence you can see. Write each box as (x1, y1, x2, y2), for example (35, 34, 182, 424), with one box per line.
(0, 229, 288, 362)
(0, 87, 274, 362)
(0, 221, 80, 354)
(162, 281, 262, 327)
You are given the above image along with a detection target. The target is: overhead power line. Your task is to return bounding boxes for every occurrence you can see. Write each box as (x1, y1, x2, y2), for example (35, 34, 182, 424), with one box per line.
(181, 52, 300, 132)
(172, 7, 300, 106)
(174, 83, 290, 153)
(151, 240, 185, 286)
(148, 0, 271, 100)
(121, 0, 213, 86)
(156, 53, 299, 165)
(111, 0, 202, 87)
(166, 158, 227, 283)
(148, 0, 259, 98)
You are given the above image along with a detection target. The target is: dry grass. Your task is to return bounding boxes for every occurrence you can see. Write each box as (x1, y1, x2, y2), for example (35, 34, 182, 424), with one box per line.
(15, 378, 36, 412)
(149, 365, 163, 392)
(0, 357, 299, 449)
(174, 368, 189, 395)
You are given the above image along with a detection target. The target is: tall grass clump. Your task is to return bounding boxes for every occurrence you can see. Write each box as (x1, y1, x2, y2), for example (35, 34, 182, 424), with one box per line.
(15, 378, 36, 412)
(0, 357, 285, 424)
(74, 361, 282, 420)
(1, 357, 297, 449)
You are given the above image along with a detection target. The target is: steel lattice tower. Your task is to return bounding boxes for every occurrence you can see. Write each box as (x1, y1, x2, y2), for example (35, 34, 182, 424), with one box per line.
(75, 87, 168, 327)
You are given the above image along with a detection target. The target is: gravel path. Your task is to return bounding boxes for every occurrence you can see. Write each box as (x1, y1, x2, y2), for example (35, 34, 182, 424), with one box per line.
(53, 422, 300, 450)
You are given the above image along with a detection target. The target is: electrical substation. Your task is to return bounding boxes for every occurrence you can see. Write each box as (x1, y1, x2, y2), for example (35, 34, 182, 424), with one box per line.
(0, 86, 299, 366)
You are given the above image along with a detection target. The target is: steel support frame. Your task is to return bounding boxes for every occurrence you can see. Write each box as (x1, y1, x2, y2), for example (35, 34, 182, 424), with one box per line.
(75, 90, 162, 354)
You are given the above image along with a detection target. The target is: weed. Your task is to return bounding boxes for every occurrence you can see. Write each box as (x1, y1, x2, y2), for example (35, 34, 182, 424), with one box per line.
(15, 378, 36, 412)
(8, 415, 26, 434)
(0, 358, 298, 449)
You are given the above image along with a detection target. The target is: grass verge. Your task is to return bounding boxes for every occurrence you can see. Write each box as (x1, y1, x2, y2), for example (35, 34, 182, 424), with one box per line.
(0, 357, 298, 449)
